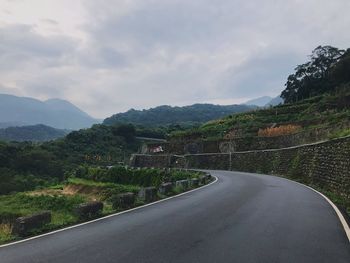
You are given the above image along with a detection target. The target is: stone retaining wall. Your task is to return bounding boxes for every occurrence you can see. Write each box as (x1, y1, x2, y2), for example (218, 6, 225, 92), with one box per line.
(132, 136, 350, 198)
(142, 124, 350, 155)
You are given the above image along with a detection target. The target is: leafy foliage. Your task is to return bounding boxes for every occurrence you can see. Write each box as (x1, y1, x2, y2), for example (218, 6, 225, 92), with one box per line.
(0, 124, 140, 194)
(281, 46, 349, 103)
(72, 166, 199, 188)
(0, 193, 85, 222)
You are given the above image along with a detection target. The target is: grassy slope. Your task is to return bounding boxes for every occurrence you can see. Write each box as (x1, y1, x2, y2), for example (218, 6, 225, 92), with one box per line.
(0, 168, 205, 244)
(171, 92, 350, 140)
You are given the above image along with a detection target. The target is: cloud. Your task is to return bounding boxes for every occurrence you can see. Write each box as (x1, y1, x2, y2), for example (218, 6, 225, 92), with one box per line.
(0, 24, 77, 70)
(0, 0, 350, 118)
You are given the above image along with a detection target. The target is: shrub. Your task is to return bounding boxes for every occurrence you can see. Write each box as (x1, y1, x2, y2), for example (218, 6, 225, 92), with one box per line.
(258, 124, 302, 137)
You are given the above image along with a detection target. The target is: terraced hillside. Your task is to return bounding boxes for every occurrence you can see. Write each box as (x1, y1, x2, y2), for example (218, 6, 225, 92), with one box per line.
(170, 90, 350, 143)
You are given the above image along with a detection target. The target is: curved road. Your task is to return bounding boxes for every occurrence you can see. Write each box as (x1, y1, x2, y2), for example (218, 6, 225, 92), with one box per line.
(1, 170, 349, 263)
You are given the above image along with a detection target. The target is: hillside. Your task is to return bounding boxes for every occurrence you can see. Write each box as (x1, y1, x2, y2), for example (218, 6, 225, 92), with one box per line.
(170, 90, 350, 141)
(0, 123, 141, 195)
(0, 124, 69, 142)
(0, 94, 99, 130)
(170, 46, 350, 142)
(103, 103, 255, 126)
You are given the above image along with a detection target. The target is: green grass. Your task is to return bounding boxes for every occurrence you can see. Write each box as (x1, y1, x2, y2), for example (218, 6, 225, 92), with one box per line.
(328, 128, 350, 139)
(0, 223, 14, 243)
(0, 169, 206, 244)
(67, 177, 118, 188)
(0, 193, 86, 219)
(0, 193, 86, 242)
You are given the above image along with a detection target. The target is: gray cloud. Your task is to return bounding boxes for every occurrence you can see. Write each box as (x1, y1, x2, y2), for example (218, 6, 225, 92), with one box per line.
(1, 0, 350, 118)
(0, 24, 76, 69)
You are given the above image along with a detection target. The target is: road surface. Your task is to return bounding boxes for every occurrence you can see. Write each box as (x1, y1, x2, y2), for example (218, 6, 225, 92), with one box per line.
(1, 170, 349, 263)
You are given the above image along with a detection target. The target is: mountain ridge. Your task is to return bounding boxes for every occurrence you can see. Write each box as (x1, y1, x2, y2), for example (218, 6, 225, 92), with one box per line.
(0, 94, 99, 130)
(0, 124, 69, 142)
(103, 103, 256, 126)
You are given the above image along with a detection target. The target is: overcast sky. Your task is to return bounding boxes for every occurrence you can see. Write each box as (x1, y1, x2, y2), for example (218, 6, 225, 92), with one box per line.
(1, 0, 349, 118)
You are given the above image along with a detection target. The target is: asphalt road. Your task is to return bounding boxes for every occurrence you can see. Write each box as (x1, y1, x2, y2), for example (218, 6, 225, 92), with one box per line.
(1, 170, 349, 263)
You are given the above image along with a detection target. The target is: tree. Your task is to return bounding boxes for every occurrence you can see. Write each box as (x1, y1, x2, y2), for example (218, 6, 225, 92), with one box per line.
(329, 49, 350, 86)
(112, 124, 136, 143)
(281, 46, 345, 103)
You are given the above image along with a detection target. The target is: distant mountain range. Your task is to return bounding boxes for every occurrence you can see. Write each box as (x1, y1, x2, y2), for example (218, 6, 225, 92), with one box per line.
(0, 94, 99, 130)
(0, 124, 69, 142)
(244, 96, 283, 107)
(103, 103, 256, 126)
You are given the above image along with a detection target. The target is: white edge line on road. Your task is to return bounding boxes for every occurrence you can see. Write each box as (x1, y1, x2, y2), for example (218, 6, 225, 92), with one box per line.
(233, 170, 350, 242)
(284, 178, 350, 243)
(0, 176, 218, 249)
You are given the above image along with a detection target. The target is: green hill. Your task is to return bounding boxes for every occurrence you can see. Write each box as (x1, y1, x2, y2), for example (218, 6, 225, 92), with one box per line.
(103, 103, 255, 126)
(171, 90, 350, 141)
(0, 124, 69, 142)
(0, 123, 140, 195)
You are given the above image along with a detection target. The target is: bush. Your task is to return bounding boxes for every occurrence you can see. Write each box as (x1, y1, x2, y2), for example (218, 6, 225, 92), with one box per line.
(258, 124, 302, 137)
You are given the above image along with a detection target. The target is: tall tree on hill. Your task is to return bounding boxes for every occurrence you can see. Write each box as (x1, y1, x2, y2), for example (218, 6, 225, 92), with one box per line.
(281, 46, 345, 103)
(329, 49, 350, 86)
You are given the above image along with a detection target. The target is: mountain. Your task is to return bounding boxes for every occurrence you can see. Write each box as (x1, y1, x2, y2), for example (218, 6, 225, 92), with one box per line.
(0, 94, 99, 129)
(0, 121, 28, 129)
(0, 124, 69, 142)
(243, 96, 273, 107)
(265, 96, 284, 107)
(103, 104, 255, 126)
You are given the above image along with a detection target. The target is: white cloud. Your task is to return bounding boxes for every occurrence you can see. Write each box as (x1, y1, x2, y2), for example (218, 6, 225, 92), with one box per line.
(0, 0, 349, 118)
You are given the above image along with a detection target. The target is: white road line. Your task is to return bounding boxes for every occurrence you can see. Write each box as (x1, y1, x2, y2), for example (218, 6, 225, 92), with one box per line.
(0, 176, 218, 248)
(225, 170, 350, 243)
(280, 177, 350, 243)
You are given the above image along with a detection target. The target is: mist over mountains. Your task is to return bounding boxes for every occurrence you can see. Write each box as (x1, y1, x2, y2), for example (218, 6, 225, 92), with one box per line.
(0, 94, 99, 130)
(0, 93, 282, 140)
(243, 96, 283, 107)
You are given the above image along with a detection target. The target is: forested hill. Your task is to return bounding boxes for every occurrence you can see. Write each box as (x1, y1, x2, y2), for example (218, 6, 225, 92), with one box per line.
(0, 124, 69, 142)
(103, 104, 255, 126)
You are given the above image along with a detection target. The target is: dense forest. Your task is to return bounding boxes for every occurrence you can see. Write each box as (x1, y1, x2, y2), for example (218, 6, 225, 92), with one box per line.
(0, 124, 140, 195)
(103, 103, 255, 127)
(0, 124, 69, 142)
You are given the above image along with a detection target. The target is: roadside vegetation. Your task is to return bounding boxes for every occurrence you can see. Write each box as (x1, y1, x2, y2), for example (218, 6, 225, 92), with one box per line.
(0, 166, 206, 244)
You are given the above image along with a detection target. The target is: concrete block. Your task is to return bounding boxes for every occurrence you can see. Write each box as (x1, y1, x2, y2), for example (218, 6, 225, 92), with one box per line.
(175, 179, 189, 189)
(114, 192, 135, 209)
(138, 187, 157, 202)
(12, 211, 51, 237)
(159, 182, 173, 195)
(75, 201, 103, 220)
(190, 178, 199, 187)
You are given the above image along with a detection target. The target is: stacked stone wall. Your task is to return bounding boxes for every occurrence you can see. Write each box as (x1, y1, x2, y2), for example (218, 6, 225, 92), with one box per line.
(132, 136, 350, 198)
